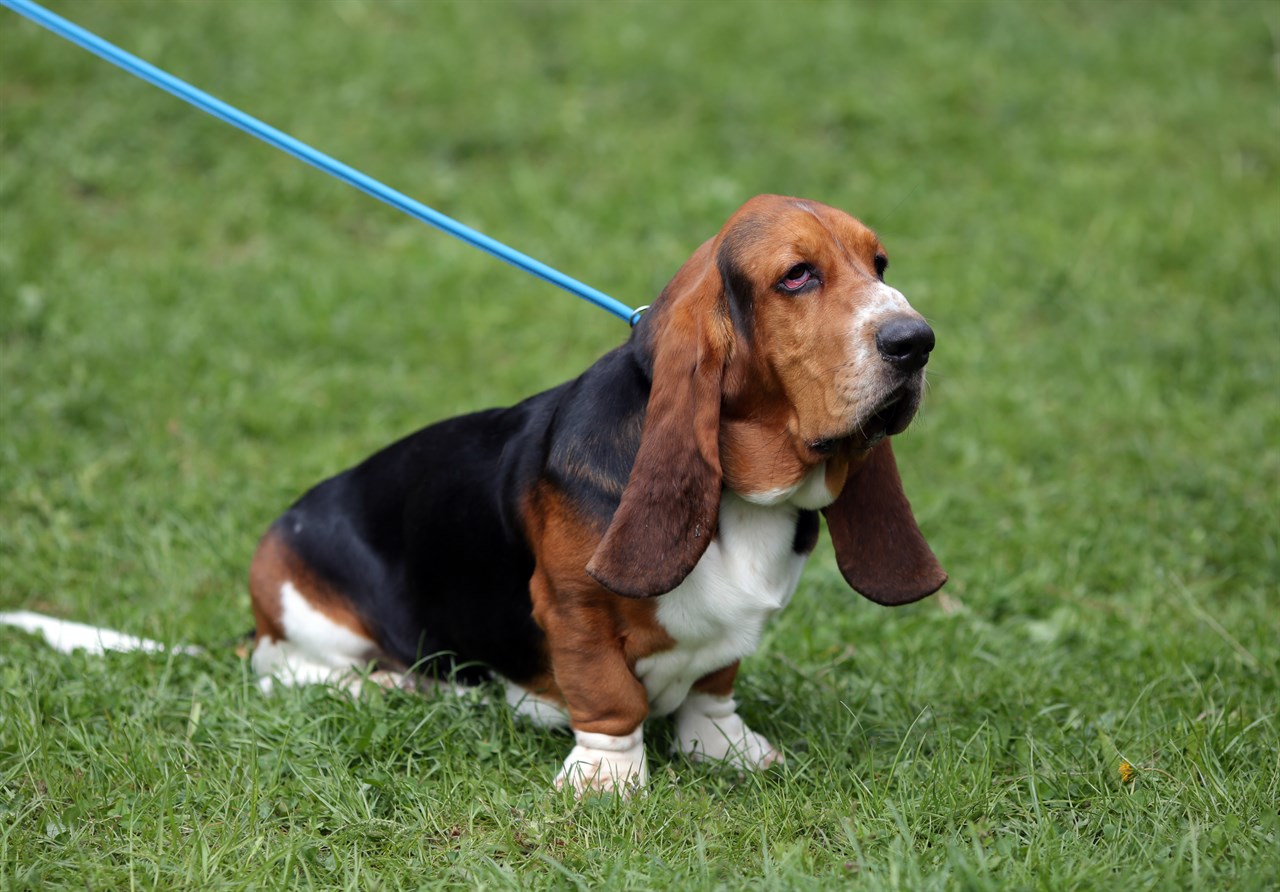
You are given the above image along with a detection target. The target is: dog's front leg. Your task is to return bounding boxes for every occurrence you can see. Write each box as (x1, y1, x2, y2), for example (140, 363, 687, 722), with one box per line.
(555, 725, 647, 796)
(534, 581, 649, 796)
(549, 655, 649, 797)
(674, 663, 784, 771)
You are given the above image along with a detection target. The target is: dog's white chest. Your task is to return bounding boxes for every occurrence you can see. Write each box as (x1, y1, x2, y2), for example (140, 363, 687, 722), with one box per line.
(635, 493, 808, 716)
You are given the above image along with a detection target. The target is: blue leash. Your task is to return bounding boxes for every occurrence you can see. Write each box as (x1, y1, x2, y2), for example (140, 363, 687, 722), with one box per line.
(2, 0, 639, 324)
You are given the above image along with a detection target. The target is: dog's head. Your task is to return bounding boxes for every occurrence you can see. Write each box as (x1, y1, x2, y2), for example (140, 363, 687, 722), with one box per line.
(587, 195, 946, 604)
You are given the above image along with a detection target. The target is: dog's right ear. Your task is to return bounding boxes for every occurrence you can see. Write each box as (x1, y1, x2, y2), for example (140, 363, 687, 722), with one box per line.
(822, 440, 946, 605)
(587, 243, 730, 598)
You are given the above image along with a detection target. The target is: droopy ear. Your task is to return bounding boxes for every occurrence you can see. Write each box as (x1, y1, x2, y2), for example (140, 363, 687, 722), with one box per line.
(587, 254, 728, 598)
(822, 440, 946, 605)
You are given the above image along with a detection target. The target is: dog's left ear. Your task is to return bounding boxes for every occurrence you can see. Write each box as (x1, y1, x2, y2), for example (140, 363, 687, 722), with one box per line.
(822, 440, 947, 605)
(587, 244, 729, 599)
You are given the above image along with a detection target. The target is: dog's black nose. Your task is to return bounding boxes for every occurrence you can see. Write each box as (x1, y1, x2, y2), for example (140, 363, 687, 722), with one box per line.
(875, 316, 935, 371)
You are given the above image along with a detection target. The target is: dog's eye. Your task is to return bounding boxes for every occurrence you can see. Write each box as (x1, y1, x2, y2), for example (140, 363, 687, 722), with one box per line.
(874, 253, 888, 280)
(779, 263, 814, 292)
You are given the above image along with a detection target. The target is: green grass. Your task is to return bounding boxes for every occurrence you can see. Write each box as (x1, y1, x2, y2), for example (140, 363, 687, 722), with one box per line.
(2, 0, 1277, 888)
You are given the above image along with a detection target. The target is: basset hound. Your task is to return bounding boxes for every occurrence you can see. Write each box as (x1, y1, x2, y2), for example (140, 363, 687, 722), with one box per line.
(248, 194, 946, 795)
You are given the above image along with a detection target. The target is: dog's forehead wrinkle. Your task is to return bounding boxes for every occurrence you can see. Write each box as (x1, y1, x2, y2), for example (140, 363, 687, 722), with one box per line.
(725, 217, 838, 280)
(790, 203, 864, 269)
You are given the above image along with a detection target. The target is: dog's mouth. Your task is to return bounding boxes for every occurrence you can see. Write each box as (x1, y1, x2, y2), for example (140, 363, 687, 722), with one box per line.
(807, 389, 921, 458)
(867, 393, 915, 437)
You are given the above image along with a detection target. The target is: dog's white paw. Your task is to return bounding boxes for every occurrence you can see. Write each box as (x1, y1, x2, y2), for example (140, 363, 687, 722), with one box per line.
(554, 728, 648, 796)
(674, 692, 784, 770)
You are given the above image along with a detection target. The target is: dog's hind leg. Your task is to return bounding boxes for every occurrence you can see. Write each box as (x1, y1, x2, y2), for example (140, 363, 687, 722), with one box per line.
(503, 677, 570, 728)
(248, 528, 392, 694)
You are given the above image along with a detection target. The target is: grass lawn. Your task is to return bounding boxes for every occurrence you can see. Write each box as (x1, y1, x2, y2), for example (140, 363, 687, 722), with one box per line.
(2, 0, 1277, 888)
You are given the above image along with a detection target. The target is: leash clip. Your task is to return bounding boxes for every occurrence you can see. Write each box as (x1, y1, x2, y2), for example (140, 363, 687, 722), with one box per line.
(628, 305, 650, 327)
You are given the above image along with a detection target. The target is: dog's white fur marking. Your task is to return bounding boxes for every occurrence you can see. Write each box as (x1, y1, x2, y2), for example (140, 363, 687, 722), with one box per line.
(504, 679, 570, 728)
(852, 284, 913, 345)
(251, 581, 378, 693)
(844, 283, 918, 409)
(0, 610, 201, 656)
(739, 461, 836, 510)
(636, 492, 807, 718)
(674, 691, 783, 769)
(554, 727, 648, 794)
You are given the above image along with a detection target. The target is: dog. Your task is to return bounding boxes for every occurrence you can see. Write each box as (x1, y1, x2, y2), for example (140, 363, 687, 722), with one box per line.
(248, 194, 946, 795)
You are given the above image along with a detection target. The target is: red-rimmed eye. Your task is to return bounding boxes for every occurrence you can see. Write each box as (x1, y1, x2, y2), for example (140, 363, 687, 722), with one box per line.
(780, 263, 813, 292)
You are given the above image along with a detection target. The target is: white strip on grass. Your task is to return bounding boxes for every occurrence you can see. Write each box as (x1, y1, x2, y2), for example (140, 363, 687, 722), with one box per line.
(0, 611, 202, 656)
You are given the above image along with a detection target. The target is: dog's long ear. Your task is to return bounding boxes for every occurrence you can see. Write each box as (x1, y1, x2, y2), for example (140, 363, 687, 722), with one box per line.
(822, 440, 946, 605)
(587, 245, 729, 598)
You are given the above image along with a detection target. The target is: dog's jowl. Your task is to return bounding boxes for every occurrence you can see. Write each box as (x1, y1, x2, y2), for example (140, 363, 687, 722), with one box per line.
(248, 194, 946, 795)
